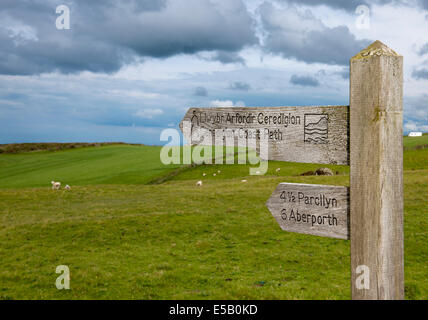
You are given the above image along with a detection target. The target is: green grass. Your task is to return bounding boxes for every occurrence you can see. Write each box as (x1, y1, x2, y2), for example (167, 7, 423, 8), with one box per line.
(0, 144, 426, 299)
(0, 142, 127, 154)
(0, 145, 182, 188)
(403, 133, 428, 150)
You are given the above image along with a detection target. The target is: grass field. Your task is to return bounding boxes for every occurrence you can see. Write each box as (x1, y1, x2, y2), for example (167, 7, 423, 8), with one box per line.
(0, 145, 182, 188)
(403, 133, 428, 150)
(0, 137, 426, 299)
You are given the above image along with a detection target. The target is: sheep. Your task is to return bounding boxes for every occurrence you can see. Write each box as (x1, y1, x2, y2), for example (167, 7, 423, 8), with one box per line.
(196, 180, 203, 187)
(51, 181, 61, 190)
(241, 179, 247, 183)
(203, 173, 206, 176)
(276, 168, 281, 172)
(217, 170, 221, 174)
(213, 173, 216, 176)
(64, 185, 71, 190)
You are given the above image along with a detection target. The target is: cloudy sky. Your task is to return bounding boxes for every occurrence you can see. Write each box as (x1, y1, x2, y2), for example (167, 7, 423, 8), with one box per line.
(1, 0, 428, 144)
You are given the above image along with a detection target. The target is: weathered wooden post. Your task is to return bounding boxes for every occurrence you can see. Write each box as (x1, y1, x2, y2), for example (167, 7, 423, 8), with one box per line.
(350, 41, 404, 299)
(180, 40, 405, 300)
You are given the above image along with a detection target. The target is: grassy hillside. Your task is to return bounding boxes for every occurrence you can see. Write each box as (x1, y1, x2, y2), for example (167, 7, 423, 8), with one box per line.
(404, 133, 428, 150)
(0, 145, 182, 188)
(0, 142, 128, 154)
(0, 143, 426, 299)
(0, 138, 426, 188)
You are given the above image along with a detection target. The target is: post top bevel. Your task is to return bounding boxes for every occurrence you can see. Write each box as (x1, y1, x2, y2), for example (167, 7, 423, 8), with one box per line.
(351, 40, 401, 60)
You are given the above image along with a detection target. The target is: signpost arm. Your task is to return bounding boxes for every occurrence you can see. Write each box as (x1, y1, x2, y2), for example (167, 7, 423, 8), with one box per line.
(350, 41, 404, 299)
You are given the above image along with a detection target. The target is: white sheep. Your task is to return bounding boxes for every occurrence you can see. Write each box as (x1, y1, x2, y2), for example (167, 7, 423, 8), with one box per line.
(203, 173, 206, 176)
(213, 173, 216, 176)
(276, 168, 281, 172)
(64, 185, 71, 190)
(241, 179, 247, 183)
(51, 181, 61, 190)
(217, 170, 221, 174)
(196, 180, 203, 187)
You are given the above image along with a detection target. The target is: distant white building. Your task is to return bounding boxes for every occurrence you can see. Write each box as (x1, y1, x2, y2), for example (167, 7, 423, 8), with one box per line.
(408, 132, 423, 137)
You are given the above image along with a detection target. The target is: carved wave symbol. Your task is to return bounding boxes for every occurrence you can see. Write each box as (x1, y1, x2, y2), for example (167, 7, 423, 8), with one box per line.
(304, 117, 328, 129)
(304, 115, 328, 144)
(304, 129, 328, 134)
(306, 137, 327, 143)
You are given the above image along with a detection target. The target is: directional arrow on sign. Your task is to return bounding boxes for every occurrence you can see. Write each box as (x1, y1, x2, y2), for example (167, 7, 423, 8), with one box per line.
(179, 106, 349, 165)
(266, 183, 350, 240)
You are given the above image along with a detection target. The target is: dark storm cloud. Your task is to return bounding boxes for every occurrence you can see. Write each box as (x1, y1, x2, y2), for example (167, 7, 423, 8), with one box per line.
(278, 0, 428, 11)
(386, 0, 428, 8)
(194, 86, 208, 97)
(229, 81, 251, 91)
(420, 0, 428, 10)
(278, 0, 369, 11)
(0, 30, 131, 75)
(412, 69, 428, 79)
(259, 2, 371, 66)
(335, 67, 350, 79)
(419, 43, 428, 55)
(210, 51, 246, 65)
(290, 74, 320, 87)
(0, 0, 257, 75)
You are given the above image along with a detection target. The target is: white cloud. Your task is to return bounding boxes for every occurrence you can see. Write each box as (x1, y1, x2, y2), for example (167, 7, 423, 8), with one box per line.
(1, 0, 428, 144)
(258, 2, 370, 65)
(103, 89, 160, 99)
(404, 120, 428, 132)
(0, 14, 39, 46)
(134, 108, 164, 119)
(210, 100, 234, 107)
(210, 100, 246, 107)
(405, 121, 418, 131)
(405, 94, 428, 120)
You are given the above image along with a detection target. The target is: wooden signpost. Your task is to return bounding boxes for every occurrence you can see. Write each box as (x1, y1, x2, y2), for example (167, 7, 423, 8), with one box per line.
(179, 41, 404, 300)
(350, 41, 404, 300)
(180, 106, 349, 165)
(266, 183, 349, 240)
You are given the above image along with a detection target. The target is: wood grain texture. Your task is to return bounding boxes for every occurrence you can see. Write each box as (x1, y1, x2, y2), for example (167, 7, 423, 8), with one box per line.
(179, 106, 349, 165)
(350, 41, 404, 300)
(266, 183, 349, 240)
